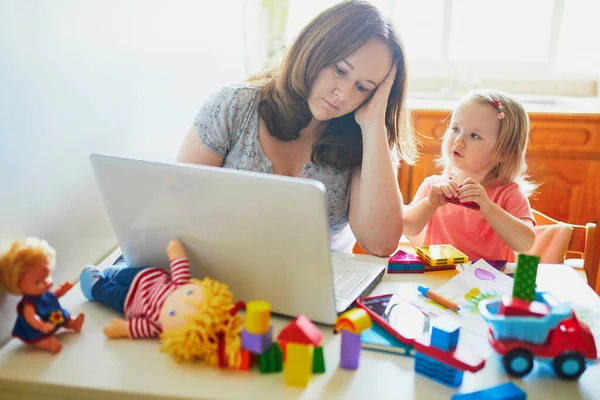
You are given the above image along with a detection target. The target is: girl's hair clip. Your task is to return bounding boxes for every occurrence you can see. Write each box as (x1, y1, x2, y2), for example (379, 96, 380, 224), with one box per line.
(491, 100, 505, 120)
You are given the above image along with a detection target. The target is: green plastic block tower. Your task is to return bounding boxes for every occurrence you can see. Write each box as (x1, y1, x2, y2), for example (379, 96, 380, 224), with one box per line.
(512, 253, 540, 302)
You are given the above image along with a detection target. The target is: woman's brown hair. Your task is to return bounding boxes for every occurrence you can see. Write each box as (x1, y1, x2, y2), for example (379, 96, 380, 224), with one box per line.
(248, 0, 417, 170)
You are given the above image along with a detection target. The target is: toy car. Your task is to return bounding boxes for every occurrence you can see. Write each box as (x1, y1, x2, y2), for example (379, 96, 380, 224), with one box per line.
(479, 292, 598, 380)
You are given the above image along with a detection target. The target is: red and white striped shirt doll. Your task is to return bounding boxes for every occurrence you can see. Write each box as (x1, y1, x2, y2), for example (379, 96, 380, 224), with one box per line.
(123, 257, 191, 338)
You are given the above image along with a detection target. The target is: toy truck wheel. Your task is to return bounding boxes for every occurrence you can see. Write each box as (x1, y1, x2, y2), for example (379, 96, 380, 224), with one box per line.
(553, 351, 586, 380)
(503, 349, 534, 377)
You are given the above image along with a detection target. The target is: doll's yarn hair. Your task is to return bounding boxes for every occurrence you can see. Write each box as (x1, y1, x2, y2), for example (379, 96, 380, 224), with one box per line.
(0, 237, 56, 295)
(159, 277, 244, 368)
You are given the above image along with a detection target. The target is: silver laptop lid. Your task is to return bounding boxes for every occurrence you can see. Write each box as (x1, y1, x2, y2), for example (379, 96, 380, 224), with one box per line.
(90, 154, 338, 324)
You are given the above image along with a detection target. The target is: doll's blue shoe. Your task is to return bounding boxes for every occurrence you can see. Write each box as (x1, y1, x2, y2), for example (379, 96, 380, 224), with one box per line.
(80, 265, 103, 301)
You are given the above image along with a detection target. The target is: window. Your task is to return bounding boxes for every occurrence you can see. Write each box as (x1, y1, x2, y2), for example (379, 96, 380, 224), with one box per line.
(276, 0, 600, 96)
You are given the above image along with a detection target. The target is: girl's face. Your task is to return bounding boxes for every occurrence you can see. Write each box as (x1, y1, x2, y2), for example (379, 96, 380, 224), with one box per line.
(445, 100, 501, 182)
(19, 261, 53, 296)
(307, 37, 393, 121)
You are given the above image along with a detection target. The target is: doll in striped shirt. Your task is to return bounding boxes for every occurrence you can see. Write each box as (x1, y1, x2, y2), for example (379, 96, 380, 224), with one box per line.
(80, 240, 244, 367)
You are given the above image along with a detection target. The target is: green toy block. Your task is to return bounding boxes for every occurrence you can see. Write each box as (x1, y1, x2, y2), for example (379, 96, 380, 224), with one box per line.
(312, 345, 326, 374)
(512, 253, 540, 302)
(259, 342, 283, 374)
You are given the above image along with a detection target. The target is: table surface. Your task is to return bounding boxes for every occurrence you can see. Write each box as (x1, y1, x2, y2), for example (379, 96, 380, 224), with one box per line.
(0, 248, 599, 400)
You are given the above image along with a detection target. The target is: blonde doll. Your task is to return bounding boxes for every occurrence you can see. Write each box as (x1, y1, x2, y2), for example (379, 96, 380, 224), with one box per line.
(403, 90, 537, 261)
(80, 240, 244, 368)
(0, 237, 85, 353)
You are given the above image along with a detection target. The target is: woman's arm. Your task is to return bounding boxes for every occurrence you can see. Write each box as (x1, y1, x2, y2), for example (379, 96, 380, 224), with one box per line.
(348, 131, 403, 257)
(176, 125, 224, 166)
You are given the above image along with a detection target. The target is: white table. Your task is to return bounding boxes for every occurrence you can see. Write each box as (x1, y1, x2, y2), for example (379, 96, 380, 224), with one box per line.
(0, 250, 599, 400)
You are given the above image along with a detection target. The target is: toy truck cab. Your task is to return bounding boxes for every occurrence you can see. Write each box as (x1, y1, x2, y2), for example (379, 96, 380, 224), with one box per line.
(479, 292, 598, 380)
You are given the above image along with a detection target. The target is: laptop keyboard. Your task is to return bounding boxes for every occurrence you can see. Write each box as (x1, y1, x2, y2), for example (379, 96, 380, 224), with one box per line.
(333, 270, 369, 300)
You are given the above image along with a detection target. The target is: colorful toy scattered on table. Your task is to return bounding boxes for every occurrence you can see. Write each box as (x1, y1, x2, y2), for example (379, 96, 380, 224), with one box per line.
(451, 382, 526, 400)
(0, 237, 85, 354)
(335, 308, 372, 370)
(79, 239, 244, 368)
(479, 254, 598, 379)
(278, 314, 324, 386)
(413, 317, 485, 387)
(241, 300, 283, 373)
(387, 245, 469, 274)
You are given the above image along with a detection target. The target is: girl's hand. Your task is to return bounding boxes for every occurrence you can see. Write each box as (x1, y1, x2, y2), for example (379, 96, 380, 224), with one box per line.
(426, 180, 460, 209)
(354, 63, 396, 132)
(458, 178, 492, 212)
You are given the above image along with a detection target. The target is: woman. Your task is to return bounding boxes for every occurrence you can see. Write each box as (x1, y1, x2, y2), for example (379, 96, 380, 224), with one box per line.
(177, 1, 418, 256)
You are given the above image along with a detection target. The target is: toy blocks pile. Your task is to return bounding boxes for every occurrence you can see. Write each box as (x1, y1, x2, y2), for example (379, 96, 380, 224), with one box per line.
(413, 318, 485, 387)
(334, 308, 372, 370)
(277, 314, 325, 386)
(240, 300, 282, 373)
(388, 244, 469, 274)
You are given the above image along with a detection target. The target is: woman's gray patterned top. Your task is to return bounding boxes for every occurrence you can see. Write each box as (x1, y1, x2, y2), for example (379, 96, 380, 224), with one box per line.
(194, 84, 356, 253)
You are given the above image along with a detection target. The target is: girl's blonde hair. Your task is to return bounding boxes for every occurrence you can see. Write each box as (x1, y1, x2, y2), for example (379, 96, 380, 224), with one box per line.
(436, 89, 537, 196)
(159, 277, 244, 368)
(248, 0, 418, 170)
(0, 237, 56, 295)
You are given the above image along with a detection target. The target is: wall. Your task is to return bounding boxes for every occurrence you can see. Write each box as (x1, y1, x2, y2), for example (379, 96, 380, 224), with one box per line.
(0, 0, 246, 346)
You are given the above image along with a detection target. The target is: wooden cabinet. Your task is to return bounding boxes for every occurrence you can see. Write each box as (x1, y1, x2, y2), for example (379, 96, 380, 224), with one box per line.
(400, 110, 600, 226)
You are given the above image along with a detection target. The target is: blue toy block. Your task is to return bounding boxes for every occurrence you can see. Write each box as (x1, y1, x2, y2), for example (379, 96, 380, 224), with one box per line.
(242, 326, 273, 354)
(414, 352, 463, 387)
(430, 318, 460, 352)
(451, 382, 526, 400)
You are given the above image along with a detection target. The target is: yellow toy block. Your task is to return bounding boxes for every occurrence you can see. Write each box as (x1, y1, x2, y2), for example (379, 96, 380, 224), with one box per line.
(335, 308, 372, 334)
(245, 300, 271, 334)
(284, 343, 314, 387)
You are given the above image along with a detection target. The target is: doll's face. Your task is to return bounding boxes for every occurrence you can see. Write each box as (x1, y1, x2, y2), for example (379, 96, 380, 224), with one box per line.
(159, 283, 205, 332)
(18, 261, 53, 296)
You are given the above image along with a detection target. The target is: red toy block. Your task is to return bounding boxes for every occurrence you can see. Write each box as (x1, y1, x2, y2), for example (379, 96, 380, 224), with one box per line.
(444, 196, 480, 211)
(414, 332, 485, 373)
(239, 349, 252, 371)
(498, 297, 549, 317)
(277, 314, 323, 346)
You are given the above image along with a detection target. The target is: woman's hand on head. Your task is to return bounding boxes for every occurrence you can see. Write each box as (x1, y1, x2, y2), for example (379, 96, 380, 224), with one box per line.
(354, 63, 396, 133)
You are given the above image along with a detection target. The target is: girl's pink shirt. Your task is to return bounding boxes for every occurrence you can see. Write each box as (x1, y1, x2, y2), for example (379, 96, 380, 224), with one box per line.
(410, 174, 535, 261)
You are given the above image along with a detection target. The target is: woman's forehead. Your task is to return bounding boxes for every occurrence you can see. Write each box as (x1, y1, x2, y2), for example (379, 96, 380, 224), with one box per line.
(344, 38, 392, 85)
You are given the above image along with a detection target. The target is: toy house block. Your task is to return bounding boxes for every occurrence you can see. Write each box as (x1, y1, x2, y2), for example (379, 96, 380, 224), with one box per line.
(415, 352, 464, 388)
(430, 318, 460, 352)
(239, 349, 252, 371)
(512, 254, 540, 302)
(451, 382, 527, 400)
(242, 326, 273, 355)
(312, 345, 326, 374)
(340, 330, 361, 370)
(277, 314, 323, 346)
(258, 342, 283, 374)
(284, 343, 314, 387)
(245, 300, 271, 335)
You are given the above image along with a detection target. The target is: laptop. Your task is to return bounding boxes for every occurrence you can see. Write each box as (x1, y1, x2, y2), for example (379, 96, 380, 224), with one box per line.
(89, 154, 386, 325)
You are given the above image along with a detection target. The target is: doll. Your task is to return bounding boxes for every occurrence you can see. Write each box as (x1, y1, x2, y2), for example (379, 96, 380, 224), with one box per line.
(80, 239, 244, 368)
(0, 237, 85, 353)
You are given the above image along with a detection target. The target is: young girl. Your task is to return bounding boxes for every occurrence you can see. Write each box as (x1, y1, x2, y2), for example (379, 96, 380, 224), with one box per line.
(176, 1, 418, 256)
(0, 237, 84, 353)
(403, 90, 536, 262)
